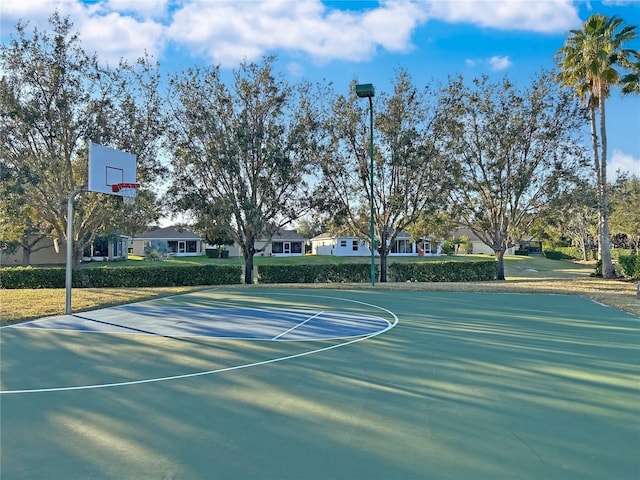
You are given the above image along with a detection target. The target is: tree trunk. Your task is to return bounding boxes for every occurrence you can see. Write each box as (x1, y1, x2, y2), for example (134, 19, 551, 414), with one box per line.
(495, 249, 506, 280)
(582, 243, 589, 262)
(242, 238, 256, 284)
(598, 97, 615, 278)
(380, 251, 388, 282)
(21, 234, 31, 267)
(244, 254, 254, 284)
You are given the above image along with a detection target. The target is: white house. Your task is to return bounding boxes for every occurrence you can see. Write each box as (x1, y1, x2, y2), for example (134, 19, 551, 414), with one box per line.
(310, 231, 440, 257)
(256, 229, 306, 256)
(205, 229, 307, 257)
(131, 227, 307, 258)
(131, 226, 204, 257)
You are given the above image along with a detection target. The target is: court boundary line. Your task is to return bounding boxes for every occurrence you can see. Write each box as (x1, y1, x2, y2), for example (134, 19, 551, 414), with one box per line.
(0, 294, 398, 394)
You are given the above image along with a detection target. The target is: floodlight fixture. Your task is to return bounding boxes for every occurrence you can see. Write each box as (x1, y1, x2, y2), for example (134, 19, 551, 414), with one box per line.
(355, 83, 375, 98)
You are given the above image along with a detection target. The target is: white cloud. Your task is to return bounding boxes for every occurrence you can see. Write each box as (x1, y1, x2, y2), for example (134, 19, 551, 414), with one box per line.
(167, 0, 428, 66)
(0, 0, 586, 70)
(78, 12, 167, 65)
(488, 55, 512, 71)
(102, 0, 170, 20)
(609, 150, 640, 179)
(422, 0, 581, 33)
(1, 0, 168, 65)
(466, 55, 513, 71)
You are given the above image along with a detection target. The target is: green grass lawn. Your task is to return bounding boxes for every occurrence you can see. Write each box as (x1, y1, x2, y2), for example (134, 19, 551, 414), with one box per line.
(84, 253, 498, 268)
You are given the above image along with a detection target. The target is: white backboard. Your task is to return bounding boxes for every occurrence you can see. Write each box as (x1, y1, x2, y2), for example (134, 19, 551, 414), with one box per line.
(88, 143, 137, 197)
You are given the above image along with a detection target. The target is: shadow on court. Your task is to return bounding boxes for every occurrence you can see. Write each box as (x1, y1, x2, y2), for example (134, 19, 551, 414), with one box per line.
(1, 288, 638, 479)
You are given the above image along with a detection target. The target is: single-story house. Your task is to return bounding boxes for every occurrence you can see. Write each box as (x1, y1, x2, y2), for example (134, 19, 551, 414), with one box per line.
(1, 233, 130, 266)
(453, 228, 515, 255)
(131, 226, 205, 257)
(310, 231, 440, 257)
(255, 229, 306, 257)
(131, 227, 306, 258)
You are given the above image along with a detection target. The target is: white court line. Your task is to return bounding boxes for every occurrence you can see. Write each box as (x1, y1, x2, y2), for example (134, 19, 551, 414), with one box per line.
(0, 293, 398, 394)
(272, 311, 324, 340)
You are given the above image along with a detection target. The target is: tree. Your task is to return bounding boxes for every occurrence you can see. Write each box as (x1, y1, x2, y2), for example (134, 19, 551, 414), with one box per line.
(621, 50, 640, 94)
(609, 175, 640, 254)
(544, 179, 599, 260)
(556, 14, 638, 278)
(0, 13, 166, 268)
(438, 73, 588, 280)
(166, 57, 319, 283)
(405, 210, 455, 253)
(318, 71, 448, 282)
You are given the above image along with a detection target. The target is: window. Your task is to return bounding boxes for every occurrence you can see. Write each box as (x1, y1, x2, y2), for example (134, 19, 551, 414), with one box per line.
(291, 242, 302, 254)
(392, 239, 411, 253)
(352, 240, 358, 251)
(340, 240, 347, 248)
(272, 242, 284, 253)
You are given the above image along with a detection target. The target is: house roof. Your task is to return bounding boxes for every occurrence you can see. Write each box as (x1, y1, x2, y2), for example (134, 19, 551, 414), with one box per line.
(134, 226, 201, 241)
(311, 230, 411, 241)
(270, 229, 306, 241)
(311, 231, 360, 241)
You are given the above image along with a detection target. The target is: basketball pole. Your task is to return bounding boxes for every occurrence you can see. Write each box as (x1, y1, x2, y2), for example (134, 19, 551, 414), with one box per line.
(65, 186, 85, 315)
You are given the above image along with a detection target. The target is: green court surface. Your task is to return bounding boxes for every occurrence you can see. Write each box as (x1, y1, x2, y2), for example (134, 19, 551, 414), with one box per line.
(1, 288, 638, 479)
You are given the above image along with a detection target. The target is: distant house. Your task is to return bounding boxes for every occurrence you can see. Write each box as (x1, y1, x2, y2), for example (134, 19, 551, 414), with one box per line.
(83, 233, 131, 262)
(131, 226, 306, 258)
(255, 229, 306, 257)
(310, 231, 440, 257)
(453, 228, 515, 255)
(1, 233, 130, 266)
(131, 226, 204, 257)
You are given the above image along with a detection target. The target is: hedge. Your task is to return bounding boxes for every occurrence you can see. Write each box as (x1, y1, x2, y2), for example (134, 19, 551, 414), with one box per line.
(554, 247, 583, 260)
(391, 260, 497, 282)
(617, 255, 640, 280)
(0, 267, 65, 288)
(258, 263, 372, 284)
(2, 260, 499, 288)
(258, 260, 498, 284)
(0, 265, 242, 289)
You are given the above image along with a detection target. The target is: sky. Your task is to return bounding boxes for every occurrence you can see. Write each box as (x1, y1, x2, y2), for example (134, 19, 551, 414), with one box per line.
(1, 0, 639, 180)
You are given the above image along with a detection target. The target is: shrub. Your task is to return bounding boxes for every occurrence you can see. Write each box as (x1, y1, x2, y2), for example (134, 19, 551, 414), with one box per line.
(391, 260, 497, 282)
(258, 264, 372, 284)
(618, 255, 640, 280)
(0, 267, 66, 288)
(543, 250, 565, 260)
(144, 240, 169, 261)
(514, 249, 529, 256)
(554, 247, 582, 260)
(611, 249, 634, 261)
(1, 265, 242, 289)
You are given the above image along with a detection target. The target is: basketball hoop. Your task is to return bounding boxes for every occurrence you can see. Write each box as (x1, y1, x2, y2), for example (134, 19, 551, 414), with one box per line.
(111, 182, 140, 205)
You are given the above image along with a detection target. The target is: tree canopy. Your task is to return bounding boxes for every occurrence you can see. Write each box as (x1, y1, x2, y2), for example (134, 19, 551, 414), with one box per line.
(438, 73, 589, 279)
(0, 13, 166, 267)
(166, 57, 321, 283)
(318, 71, 448, 281)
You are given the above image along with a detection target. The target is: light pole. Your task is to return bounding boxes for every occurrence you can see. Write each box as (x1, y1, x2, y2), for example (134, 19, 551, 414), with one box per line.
(355, 83, 375, 286)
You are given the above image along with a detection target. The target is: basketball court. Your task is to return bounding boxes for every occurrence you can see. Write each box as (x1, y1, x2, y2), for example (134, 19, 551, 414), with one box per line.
(1, 288, 638, 479)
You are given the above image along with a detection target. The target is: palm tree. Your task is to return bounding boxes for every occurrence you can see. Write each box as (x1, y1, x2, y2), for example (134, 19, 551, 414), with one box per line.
(556, 14, 637, 278)
(621, 50, 640, 94)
